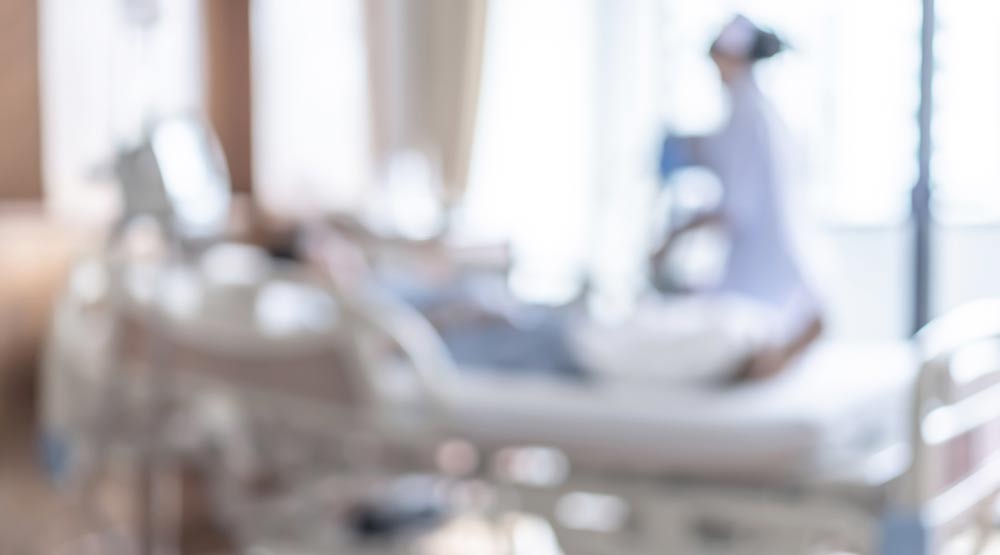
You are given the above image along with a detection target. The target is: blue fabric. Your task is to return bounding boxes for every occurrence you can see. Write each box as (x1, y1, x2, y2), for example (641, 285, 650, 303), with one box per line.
(381, 277, 587, 380)
(440, 308, 587, 380)
(879, 512, 931, 555)
(659, 135, 692, 181)
(40, 432, 72, 484)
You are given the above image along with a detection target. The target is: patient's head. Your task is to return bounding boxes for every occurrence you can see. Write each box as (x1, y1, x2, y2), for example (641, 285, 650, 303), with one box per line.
(709, 15, 785, 85)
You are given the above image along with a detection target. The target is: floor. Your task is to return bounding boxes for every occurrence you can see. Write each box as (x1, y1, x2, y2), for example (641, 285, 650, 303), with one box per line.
(0, 424, 91, 553)
(1, 401, 999, 555)
(4, 454, 999, 555)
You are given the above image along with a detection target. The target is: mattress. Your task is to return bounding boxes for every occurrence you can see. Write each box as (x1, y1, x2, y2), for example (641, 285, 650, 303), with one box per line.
(437, 341, 918, 482)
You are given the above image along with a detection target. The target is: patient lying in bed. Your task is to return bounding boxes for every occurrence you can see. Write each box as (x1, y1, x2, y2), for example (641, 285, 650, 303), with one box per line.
(288, 219, 821, 384)
(417, 285, 818, 385)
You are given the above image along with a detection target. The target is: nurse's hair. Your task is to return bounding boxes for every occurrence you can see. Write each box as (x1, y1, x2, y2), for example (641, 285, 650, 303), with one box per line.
(711, 15, 785, 62)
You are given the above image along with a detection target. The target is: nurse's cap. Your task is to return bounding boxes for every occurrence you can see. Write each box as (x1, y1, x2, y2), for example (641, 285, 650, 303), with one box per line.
(711, 15, 785, 62)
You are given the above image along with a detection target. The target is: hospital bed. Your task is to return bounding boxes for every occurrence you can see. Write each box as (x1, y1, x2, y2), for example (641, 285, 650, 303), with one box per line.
(363, 295, 1000, 555)
(42, 235, 1000, 554)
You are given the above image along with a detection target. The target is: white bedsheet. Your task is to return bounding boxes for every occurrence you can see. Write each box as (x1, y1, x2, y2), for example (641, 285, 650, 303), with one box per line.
(435, 341, 917, 481)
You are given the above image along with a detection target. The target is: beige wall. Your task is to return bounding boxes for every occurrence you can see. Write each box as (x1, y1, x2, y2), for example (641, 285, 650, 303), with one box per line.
(0, 0, 41, 199)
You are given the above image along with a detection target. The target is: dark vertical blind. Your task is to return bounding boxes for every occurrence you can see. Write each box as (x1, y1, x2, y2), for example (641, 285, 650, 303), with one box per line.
(913, 0, 935, 333)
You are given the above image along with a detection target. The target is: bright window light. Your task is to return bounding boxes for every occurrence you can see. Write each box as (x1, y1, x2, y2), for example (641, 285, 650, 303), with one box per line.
(463, 0, 600, 304)
(932, 0, 1000, 224)
(251, 0, 373, 217)
(658, 0, 921, 226)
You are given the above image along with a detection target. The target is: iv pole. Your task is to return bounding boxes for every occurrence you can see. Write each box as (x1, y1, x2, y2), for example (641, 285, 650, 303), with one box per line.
(912, 0, 935, 334)
(114, 2, 183, 553)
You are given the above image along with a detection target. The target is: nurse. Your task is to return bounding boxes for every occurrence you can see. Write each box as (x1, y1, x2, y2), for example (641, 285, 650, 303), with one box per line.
(652, 15, 823, 380)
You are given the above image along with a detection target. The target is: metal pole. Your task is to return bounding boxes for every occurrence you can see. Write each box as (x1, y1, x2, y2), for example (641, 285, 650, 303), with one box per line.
(913, 0, 935, 334)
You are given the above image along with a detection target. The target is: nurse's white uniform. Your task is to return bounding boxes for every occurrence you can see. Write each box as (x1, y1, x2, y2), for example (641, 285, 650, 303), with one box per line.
(571, 79, 821, 385)
(673, 72, 820, 343)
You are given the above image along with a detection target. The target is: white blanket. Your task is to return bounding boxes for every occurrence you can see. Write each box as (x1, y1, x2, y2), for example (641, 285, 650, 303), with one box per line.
(568, 296, 778, 385)
(436, 341, 917, 481)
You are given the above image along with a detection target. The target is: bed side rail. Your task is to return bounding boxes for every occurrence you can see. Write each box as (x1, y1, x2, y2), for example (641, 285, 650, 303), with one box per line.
(340, 288, 460, 421)
(900, 299, 1000, 531)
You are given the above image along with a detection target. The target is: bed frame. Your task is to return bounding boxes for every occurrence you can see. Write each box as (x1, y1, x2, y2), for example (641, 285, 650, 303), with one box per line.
(461, 299, 1000, 555)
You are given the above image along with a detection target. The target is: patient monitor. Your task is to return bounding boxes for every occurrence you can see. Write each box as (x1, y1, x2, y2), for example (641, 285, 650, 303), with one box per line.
(114, 116, 232, 243)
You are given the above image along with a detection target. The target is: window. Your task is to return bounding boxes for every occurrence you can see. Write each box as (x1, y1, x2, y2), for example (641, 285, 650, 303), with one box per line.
(39, 0, 203, 224)
(657, 0, 924, 339)
(460, 0, 662, 309)
(251, 0, 373, 217)
(658, 0, 921, 225)
(460, 0, 601, 303)
(932, 0, 1000, 224)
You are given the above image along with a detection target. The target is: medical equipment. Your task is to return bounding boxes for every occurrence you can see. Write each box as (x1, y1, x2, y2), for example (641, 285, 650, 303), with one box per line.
(40, 113, 325, 553)
(43, 235, 532, 553)
(42, 103, 489, 552)
(113, 115, 232, 244)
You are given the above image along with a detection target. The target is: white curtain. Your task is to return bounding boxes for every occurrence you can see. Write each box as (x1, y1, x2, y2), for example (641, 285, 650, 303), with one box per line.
(587, 0, 663, 317)
(459, 0, 599, 303)
(460, 0, 660, 307)
(364, 0, 488, 208)
(252, 0, 487, 221)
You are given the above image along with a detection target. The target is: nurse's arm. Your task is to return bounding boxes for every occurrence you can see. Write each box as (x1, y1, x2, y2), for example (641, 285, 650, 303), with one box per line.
(649, 210, 726, 265)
